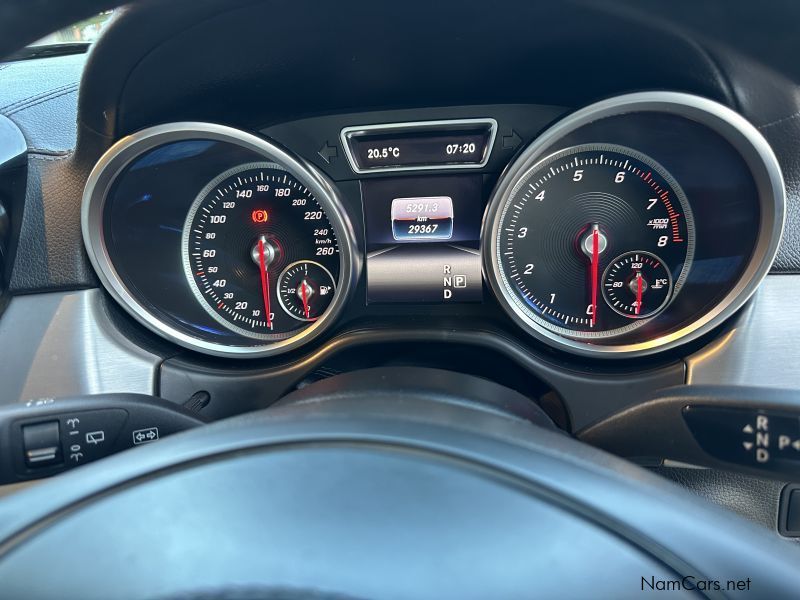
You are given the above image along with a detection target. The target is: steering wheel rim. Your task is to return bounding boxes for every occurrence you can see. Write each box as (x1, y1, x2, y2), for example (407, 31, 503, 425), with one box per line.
(0, 369, 797, 598)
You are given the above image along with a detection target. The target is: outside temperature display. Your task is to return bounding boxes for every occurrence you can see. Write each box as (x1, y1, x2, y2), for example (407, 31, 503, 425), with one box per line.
(342, 119, 496, 173)
(353, 133, 486, 169)
(366, 146, 400, 160)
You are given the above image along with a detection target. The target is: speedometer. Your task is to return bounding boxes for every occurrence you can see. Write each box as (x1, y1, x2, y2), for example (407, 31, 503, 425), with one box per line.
(494, 144, 694, 339)
(182, 162, 340, 340)
(83, 122, 359, 358)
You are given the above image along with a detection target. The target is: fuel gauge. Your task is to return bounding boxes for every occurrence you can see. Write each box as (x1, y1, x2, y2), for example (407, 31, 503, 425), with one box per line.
(602, 252, 673, 319)
(277, 260, 337, 321)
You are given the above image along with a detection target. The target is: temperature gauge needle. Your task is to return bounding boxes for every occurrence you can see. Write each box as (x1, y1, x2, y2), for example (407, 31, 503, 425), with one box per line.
(301, 279, 310, 319)
(635, 272, 643, 316)
(257, 239, 272, 328)
(590, 228, 600, 327)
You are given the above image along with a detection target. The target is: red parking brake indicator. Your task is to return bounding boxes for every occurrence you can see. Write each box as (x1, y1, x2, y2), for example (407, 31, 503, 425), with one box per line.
(251, 209, 268, 223)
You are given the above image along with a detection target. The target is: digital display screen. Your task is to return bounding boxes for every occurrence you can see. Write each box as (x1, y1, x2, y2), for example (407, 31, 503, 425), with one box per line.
(350, 131, 489, 170)
(391, 196, 453, 241)
(363, 175, 483, 304)
(342, 119, 497, 173)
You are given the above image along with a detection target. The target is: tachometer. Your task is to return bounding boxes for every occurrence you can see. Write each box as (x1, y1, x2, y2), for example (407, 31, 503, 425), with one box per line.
(183, 162, 340, 340)
(490, 143, 695, 340)
(480, 92, 786, 359)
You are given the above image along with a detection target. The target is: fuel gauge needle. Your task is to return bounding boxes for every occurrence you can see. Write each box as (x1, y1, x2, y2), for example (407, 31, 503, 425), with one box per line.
(301, 279, 310, 319)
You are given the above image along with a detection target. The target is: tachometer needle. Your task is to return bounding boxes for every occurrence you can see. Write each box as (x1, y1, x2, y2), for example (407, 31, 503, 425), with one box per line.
(301, 279, 310, 319)
(258, 239, 272, 328)
(635, 272, 643, 316)
(590, 228, 600, 327)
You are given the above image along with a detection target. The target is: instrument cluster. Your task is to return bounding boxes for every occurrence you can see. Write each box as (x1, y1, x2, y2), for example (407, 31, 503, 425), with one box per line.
(82, 92, 784, 359)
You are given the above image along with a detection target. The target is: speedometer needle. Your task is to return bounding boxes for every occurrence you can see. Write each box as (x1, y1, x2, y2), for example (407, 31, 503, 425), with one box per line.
(590, 227, 600, 327)
(258, 239, 272, 328)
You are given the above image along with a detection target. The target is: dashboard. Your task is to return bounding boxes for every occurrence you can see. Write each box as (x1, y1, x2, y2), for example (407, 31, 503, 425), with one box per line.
(83, 93, 783, 359)
(3, 0, 800, 538)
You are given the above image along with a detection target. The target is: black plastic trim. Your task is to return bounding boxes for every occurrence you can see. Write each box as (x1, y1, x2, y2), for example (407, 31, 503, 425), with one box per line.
(779, 483, 800, 537)
(160, 326, 685, 430)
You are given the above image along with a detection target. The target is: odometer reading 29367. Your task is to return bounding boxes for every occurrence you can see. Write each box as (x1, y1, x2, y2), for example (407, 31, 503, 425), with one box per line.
(493, 144, 695, 340)
(182, 162, 339, 340)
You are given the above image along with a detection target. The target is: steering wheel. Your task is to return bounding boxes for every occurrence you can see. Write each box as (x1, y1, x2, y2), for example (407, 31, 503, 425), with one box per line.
(1, 3, 799, 598)
(0, 368, 798, 598)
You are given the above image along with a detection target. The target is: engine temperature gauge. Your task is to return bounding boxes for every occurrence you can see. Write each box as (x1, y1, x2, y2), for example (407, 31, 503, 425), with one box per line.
(277, 261, 337, 321)
(602, 252, 673, 319)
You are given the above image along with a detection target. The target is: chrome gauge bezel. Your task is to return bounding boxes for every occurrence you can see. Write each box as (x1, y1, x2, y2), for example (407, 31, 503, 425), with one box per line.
(482, 92, 786, 358)
(82, 122, 360, 358)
